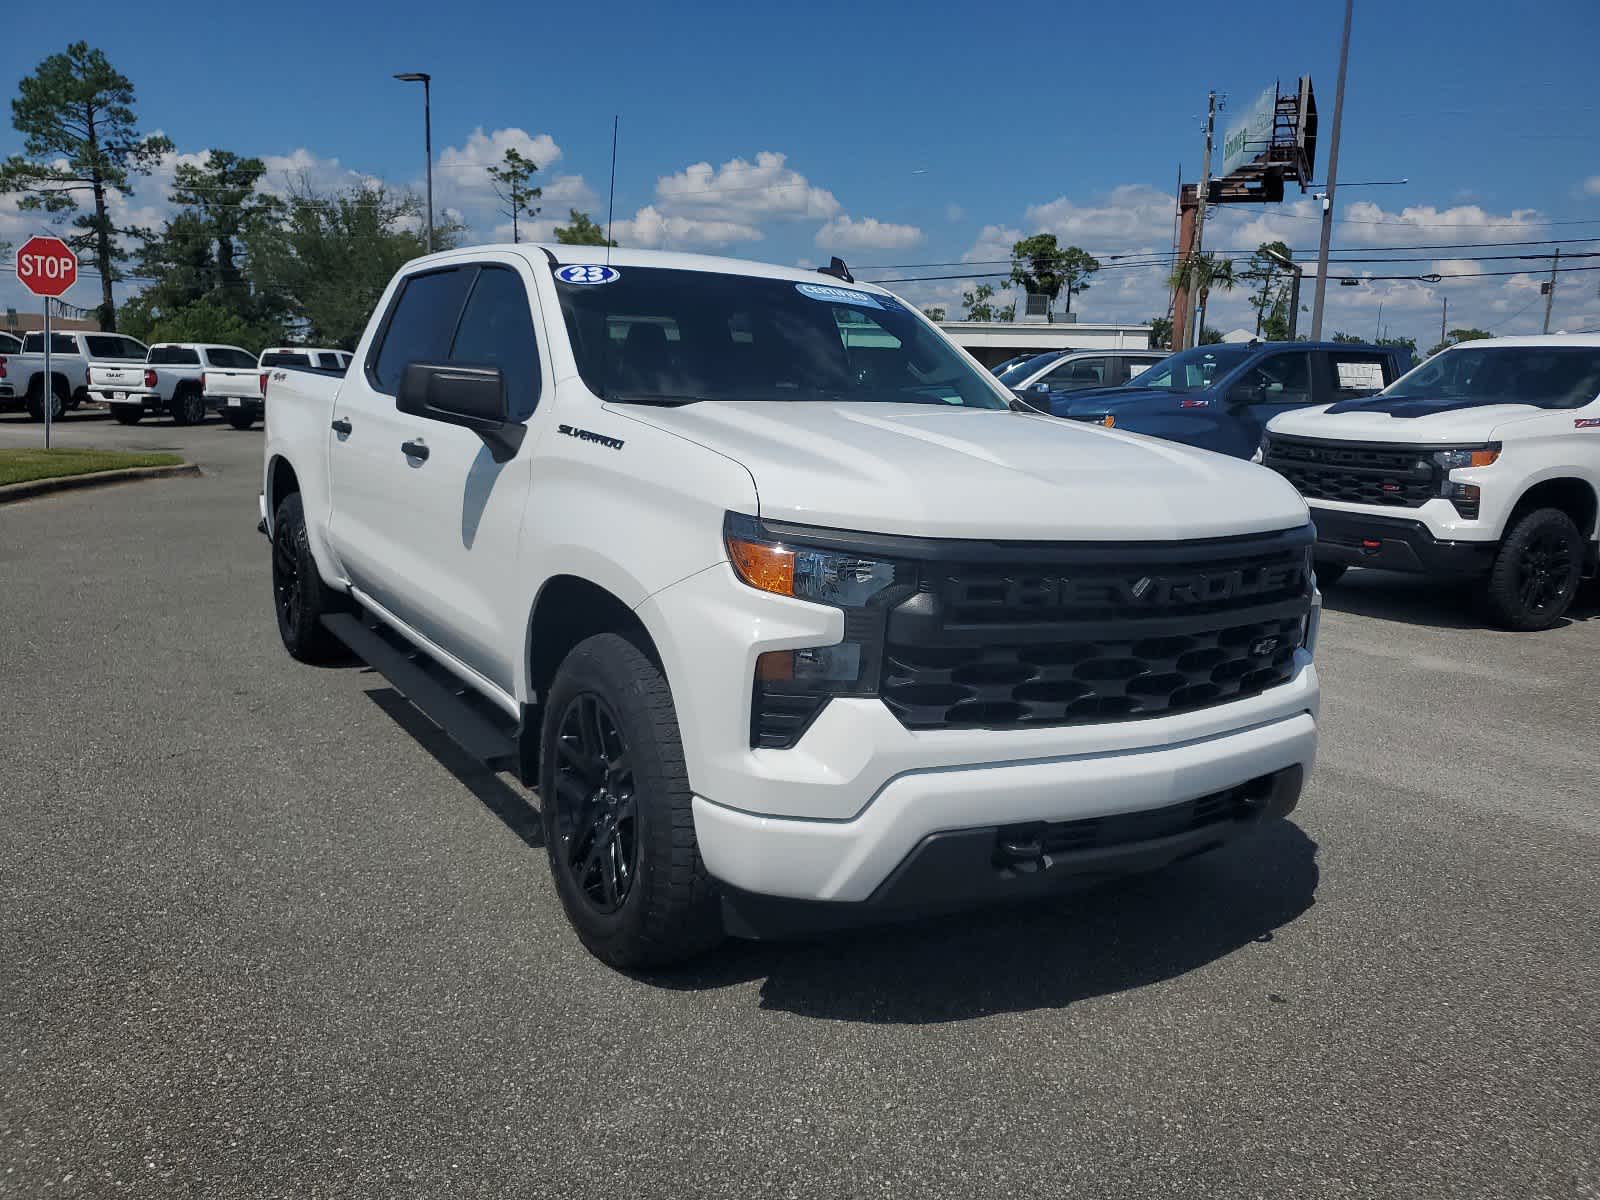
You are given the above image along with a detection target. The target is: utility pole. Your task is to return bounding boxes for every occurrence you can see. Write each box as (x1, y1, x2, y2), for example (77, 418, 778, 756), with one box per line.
(1310, 0, 1353, 340)
(1542, 247, 1560, 333)
(1439, 294, 1448, 349)
(1186, 91, 1217, 350)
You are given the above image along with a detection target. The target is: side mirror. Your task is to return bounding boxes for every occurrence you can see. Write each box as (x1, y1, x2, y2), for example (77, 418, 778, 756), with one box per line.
(397, 362, 524, 460)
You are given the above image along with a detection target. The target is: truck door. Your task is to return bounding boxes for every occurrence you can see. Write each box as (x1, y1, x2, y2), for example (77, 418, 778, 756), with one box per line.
(1221, 351, 1316, 457)
(327, 260, 545, 696)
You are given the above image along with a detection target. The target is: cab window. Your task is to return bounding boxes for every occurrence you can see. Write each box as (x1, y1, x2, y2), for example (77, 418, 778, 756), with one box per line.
(447, 265, 541, 419)
(369, 267, 474, 394)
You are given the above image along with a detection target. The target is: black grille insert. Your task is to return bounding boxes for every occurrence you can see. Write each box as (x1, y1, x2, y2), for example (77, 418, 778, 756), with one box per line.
(1264, 434, 1436, 508)
(882, 528, 1312, 731)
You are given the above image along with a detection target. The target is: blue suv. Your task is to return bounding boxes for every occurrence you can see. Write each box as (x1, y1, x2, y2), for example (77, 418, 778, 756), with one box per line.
(1044, 341, 1412, 458)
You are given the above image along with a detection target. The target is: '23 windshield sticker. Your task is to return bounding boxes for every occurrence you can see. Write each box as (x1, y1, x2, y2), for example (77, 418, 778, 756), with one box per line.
(555, 264, 620, 285)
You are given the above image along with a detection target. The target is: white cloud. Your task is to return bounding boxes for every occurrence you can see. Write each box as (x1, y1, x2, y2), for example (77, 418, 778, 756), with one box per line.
(436, 127, 562, 188)
(1025, 184, 1176, 245)
(1432, 258, 1484, 277)
(1584, 176, 1600, 196)
(654, 152, 839, 223)
(609, 204, 761, 249)
(815, 215, 924, 251)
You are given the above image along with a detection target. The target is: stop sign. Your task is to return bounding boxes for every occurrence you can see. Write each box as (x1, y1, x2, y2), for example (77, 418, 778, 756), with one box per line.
(16, 235, 78, 298)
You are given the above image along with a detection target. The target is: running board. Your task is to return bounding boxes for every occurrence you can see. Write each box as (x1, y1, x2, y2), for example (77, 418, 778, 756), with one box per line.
(322, 613, 521, 772)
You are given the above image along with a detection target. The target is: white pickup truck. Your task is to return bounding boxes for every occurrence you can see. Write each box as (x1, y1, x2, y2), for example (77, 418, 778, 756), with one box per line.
(1263, 334, 1600, 629)
(92, 342, 255, 425)
(0, 330, 148, 420)
(262, 244, 1321, 967)
(206, 346, 351, 429)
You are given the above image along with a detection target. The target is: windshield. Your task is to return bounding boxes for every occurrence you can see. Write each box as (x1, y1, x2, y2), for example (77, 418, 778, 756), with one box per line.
(995, 352, 1063, 387)
(554, 267, 1007, 409)
(1128, 345, 1253, 393)
(1382, 345, 1600, 409)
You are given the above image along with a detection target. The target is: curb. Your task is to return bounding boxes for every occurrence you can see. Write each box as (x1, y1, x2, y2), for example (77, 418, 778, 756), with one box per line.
(0, 461, 200, 504)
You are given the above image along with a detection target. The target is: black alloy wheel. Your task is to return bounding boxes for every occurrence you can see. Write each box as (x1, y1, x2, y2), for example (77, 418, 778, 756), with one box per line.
(552, 693, 638, 914)
(1515, 526, 1575, 618)
(272, 516, 304, 638)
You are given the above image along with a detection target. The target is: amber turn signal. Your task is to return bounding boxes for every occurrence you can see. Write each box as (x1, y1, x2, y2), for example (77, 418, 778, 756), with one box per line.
(727, 534, 795, 597)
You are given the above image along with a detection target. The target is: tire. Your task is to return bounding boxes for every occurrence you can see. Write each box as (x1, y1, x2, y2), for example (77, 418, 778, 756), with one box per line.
(226, 410, 255, 430)
(111, 407, 143, 426)
(1313, 561, 1348, 589)
(169, 385, 205, 426)
(271, 491, 347, 663)
(1481, 507, 1584, 631)
(68, 387, 86, 411)
(540, 633, 722, 968)
(24, 377, 65, 423)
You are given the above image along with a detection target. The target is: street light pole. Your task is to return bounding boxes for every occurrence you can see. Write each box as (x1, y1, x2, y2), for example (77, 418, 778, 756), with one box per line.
(393, 72, 434, 254)
(1262, 246, 1304, 340)
(1310, 0, 1353, 340)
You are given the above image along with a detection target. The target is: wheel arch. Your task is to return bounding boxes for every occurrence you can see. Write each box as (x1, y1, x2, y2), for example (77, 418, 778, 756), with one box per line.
(525, 575, 663, 713)
(1507, 476, 1598, 541)
(265, 455, 300, 533)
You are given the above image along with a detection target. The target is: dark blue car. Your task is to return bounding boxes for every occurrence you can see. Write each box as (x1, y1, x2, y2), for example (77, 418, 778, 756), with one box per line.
(1045, 341, 1412, 458)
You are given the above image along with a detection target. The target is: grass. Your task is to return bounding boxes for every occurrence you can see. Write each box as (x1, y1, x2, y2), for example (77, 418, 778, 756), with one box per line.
(0, 448, 185, 488)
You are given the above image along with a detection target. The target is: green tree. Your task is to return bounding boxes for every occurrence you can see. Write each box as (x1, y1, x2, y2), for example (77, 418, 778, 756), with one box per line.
(1148, 315, 1173, 350)
(1169, 254, 1237, 341)
(1009, 234, 1099, 316)
(486, 147, 542, 243)
(119, 297, 261, 348)
(247, 183, 456, 348)
(553, 209, 616, 246)
(922, 305, 947, 321)
(1200, 326, 1225, 345)
(1331, 331, 1363, 343)
(961, 282, 999, 321)
(1239, 241, 1293, 338)
(1426, 327, 1493, 357)
(0, 43, 172, 330)
(1378, 334, 1418, 360)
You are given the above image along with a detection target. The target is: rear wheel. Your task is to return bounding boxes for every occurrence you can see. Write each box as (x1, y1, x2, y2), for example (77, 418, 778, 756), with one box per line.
(271, 491, 347, 663)
(226, 409, 255, 430)
(169, 385, 205, 426)
(110, 407, 143, 426)
(24, 377, 65, 422)
(541, 633, 722, 968)
(1482, 507, 1583, 631)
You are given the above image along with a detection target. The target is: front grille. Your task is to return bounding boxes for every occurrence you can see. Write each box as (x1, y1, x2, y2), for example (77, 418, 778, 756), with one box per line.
(999, 773, 1277, 859)
(1264, 434, 1436, 508)
(881, 528, 1312, 731)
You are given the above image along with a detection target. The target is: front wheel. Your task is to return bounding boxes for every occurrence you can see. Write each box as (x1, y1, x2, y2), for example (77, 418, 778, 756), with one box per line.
(271, 492, 347, 663)
(226, 410, 255, 430)
(1482, 507, 1584, 631)
(541, 633, 722, 969)
(169, 386, 205, 426)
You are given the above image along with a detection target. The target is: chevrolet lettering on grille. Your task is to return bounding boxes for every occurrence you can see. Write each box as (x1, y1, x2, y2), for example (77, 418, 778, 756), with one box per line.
(946, 563, 1304, 611)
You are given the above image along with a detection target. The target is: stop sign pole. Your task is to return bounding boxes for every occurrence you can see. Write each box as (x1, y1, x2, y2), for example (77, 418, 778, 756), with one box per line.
(15, 235, 80, 449)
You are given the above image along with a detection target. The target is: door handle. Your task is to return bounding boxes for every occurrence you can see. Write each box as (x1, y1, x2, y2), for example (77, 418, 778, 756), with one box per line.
(331, 417, 352, 435)
(401, 439, 429, 462)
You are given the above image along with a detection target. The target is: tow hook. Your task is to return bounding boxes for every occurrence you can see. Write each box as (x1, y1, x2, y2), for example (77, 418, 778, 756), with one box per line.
(994, 825, 1050, 874)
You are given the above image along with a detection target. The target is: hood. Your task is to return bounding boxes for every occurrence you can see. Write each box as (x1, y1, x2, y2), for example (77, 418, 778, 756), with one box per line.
(612, 400, 1308, 541)
(1055, 387, 1174, 415)
(1269, 398, 1544, 443)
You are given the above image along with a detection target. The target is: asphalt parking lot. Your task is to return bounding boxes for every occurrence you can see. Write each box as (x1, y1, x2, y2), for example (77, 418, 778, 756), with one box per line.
(2, 409, 1597, 1199)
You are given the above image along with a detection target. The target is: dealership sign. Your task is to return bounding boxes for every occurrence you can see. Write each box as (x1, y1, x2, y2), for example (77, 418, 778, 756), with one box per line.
(1220, 87, 1278, 180)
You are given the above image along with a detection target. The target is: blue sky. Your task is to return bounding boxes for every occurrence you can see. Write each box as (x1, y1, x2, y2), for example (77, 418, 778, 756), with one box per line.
(5, 0, 1600, 344)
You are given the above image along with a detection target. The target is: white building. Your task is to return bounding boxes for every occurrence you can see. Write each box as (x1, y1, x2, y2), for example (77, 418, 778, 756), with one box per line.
(938, 319, 1153, 368)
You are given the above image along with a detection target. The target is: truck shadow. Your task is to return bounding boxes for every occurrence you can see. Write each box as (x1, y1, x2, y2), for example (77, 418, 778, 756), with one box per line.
(648, 821, 1320, 1024)
(1322, 570, 1600, 630)
(363, 686, 544, 849)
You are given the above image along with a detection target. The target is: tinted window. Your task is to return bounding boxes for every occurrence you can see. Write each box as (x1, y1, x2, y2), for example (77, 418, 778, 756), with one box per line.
(314, 352, 347, 371)
(1383, 346, 1600, 410)
(555, 268, 1005, 409)
(85, 335, 146, 359)
(370, 267, 473, 393)
(0, 334, 21, 354)
(261, 351, 313, 367)
(149, 345, 201, 366)
(1130, 345, 1253, 392)
(448, 266, 541, 418)
(207, 347, 257, 369)
(1327, 351, 1392, 398)
(996, 351, 1066, 387)
(1043, 356, 1110, 390)
(1235, 352, 1313, 403)
(23, 333, 79, 355)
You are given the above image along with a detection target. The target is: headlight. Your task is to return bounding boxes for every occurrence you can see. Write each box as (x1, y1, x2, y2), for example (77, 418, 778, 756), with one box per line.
(1431, 446, 1500, 470)
(725, 513, 911, 748)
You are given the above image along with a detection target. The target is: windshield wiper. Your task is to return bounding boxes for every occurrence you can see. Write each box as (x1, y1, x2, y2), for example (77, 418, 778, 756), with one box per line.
(604, 392, 703, 407)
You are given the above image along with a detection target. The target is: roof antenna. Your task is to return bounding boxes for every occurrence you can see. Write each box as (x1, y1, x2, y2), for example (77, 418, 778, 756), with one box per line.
(605, 115, 619, 267)
(817, 255, 854, 283)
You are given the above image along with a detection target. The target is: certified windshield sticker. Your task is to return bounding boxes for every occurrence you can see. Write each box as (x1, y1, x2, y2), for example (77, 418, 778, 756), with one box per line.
(796, 282, 882, 310)
(555, 264, 621, 285)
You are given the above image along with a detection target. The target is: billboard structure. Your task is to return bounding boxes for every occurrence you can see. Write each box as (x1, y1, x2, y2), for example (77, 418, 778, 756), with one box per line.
(1171, 77, 1318, 347)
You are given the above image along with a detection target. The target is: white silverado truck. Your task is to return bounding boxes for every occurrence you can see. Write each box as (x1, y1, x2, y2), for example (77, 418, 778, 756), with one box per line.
(1263, 334, 1600, 630)
(91, 342, 256, 425)
(206, 347, 351, 429)
(263, 245, 1322, 966)
(0, 330, 148, 420)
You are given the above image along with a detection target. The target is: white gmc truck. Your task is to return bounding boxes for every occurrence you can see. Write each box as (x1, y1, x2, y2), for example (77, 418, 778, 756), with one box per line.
(1264, 334, 1600, 629)
(0, 330, 148, 420)
(262, 244, 1322, 967)
(92, 342, 256, 425)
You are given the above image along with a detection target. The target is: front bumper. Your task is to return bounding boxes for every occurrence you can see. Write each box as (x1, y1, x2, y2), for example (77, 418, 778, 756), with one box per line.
(1311, 507, 1497, 576)
(694, 704, 1317, 907)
